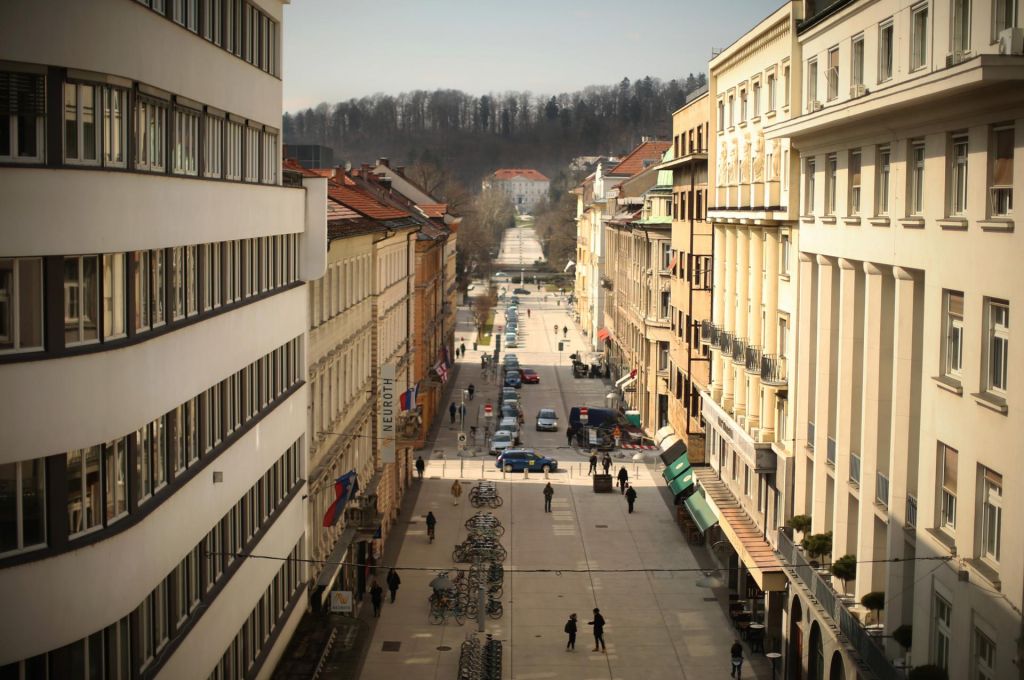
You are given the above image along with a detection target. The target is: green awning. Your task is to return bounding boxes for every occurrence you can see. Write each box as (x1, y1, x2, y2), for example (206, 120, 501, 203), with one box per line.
(667, 467, 696, 497)
(661, 453, 692, 483)
(684, 493, 719, 533)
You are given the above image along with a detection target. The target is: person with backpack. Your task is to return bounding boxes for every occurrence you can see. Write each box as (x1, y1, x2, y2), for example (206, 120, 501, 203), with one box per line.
(730, 639, 744, 678)
(415, 456, 425, 479)
(564, 613, 578, 651)
(543, 482, 554, 512)
(386, 568, 401, 603)
(425, 511, 437, 543)
(369, 579, 383, 617)
(625, 484, 637, 513)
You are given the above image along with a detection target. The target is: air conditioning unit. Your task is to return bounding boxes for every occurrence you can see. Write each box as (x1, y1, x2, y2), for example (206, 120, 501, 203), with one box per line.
(998, 27, 1024, 55)
(849, 83, 867, 98)
(946, 49, 975, 67)
(809, 100, 823, 112)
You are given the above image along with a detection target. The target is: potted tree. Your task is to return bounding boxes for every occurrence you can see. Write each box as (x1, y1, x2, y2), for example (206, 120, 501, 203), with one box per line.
(789, 514, 812, 538)
(802, 532, 833, 569)
(830, 554, 857, 595)
(893, 624, 913, 669)
(861, 591, 886, 627)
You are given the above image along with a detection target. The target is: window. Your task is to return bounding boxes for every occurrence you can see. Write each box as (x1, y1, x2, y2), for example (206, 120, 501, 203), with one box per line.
(104, 438, 128, 523)
(943, 291, 965, 379)
(64, 82, 99, 165)
(826, 47, 839, 101)
(780, 233, 791, 277)
(784, 65, 791, 104)
(807, 59, 818, 107)
(225, 119, 242, 180)
(151, 248, 166, 327)
(991, 125, 1014, 216)
(172, 106, 200, 176)
(767, 74, 776, 111)
(851, 35, 865, 87)
(910, 141, 925, 215)
(102, 86, 128, 167)
(63, 255, 100, 346)
(995, 0, 1018, 36)
(202, 0, 223, 44)
(950, 135, 969, 216)
(953, 0, 972, 52)
(658, 341, 669, 371)
(660, 291, 670, 319)
(805, 158, 816, 213)
(661, 242, 672, 270)
(752, 82, 760, 117)
(849, 150, 862, 214)
(879, 20, 894, 82)
(0, 257, 44, 353)
(825, 154, 837, 215)
(984, 299, 1009, 394)
(877, 146, 891, 215)
(133, 250, 151, 331)
(102, 253, 127, 340)
(67, 446, 102, 535)
(980, 467, 1002, 562)
(0, 458, 46, 553)
(740, 89, 747, 122)
(975, 628, 997, 680)
(172, 0, 199, 31)
(718, 100, 725, 130)
(934, 593, 952, 669)
(244, 125, 260, 182)
(912, 4, 929, 70)
(135, 97, 167, 172)
(939, 443, 958, 531)
(728, 95, 734, 127)
(0, 71, 45, 162)
(262, 130, 278, 184)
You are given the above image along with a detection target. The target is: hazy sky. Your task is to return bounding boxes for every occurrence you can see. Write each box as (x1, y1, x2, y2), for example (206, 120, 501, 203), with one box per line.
(281, 0, 778, 113)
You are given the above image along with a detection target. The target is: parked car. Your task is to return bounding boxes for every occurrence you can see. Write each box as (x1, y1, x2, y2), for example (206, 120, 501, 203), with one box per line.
(502, 399, 524, 423)
(489, 431, 514, 456)
(494, 271, 506, 278)
(504, 333, 517, 348)
(501, 387, 520, 405)
(535, 408, 559, 431)
(496, 449, 558, 473)
(519, 368, 539, 383)
(503, 354, 519, 365)
(498, 417, 520, 443)
(513, 288, 530, 295)
(504, 370, 522, 388)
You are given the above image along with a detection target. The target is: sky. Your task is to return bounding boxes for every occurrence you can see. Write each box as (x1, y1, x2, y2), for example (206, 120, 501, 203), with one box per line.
(281, 0, 778, 113)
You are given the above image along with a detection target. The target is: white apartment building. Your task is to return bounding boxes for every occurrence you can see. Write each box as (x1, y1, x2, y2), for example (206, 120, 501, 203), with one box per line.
(482, 168, 550, 213)
(0, 1, 327, 678)
(696, 0, 803, 661)
(767, 1, 1023, 679)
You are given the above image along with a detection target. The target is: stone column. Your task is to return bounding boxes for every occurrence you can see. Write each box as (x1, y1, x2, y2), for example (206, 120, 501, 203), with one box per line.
(747, 228, 764, 431)
(733, 227, 748, 417)
(832, 258, 860, 560)
(722, 226, 737, 410)
(811, 255, 835, 533)
(711, 225, 727, 401)
(761, 231, 780, 442)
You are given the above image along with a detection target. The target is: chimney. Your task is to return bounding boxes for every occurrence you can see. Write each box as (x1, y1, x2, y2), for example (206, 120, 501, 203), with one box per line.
(395, 165, 405, 177)
(379, 177, 393, 194)
(360, 163, 371, 177)
(377, 157, 390, 168)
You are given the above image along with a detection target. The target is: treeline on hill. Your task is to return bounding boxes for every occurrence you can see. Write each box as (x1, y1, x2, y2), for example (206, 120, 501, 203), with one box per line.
(283, 73, 707, 186)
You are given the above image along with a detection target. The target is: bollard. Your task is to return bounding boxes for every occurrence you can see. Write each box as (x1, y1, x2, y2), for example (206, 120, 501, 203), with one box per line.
(523, 467, 529, 480)
(544, 467, 550, 480)
(460, 459, 464, 476)
(481, 461, 485, 479)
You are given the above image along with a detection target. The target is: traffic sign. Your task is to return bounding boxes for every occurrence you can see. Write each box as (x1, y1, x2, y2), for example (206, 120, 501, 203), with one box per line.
(457, 432, 468, 444)
(580, 407, 589, 424)
(484, 403, 493, 417)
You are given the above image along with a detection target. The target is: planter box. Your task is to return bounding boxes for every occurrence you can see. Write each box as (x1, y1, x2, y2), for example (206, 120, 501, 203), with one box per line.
(593, 474, 614, 493)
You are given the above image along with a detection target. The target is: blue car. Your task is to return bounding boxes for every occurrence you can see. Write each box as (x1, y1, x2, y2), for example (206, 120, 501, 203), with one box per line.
(496, 449, 558, 473)
(504, 370, 522, 388)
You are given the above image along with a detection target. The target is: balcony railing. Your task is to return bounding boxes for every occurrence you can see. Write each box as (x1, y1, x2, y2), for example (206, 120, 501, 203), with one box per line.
(850, 452, 861, 485)
(700, 319, 715, 344)
(807, 421, 815, 449)
(760, 354, 787, 385)
(826, 437, 837, 467)
(744, 344, 762, 373)
(906, 495, 917, 528)
(876, 472, 890, 507)
(732, 336, 747, 364)
(719, 330, 735, 356)
(778, 530, 905, 680)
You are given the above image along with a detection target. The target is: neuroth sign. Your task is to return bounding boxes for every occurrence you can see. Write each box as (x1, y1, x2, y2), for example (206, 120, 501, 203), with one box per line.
(380, 363, 396, 463)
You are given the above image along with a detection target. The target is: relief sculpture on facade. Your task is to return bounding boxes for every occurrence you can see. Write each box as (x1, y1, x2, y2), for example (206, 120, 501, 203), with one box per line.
(752, 133, 764, 181)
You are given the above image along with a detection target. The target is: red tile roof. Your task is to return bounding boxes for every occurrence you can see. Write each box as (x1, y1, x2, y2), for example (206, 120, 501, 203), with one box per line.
(490, 168, 549, 182)
(417, 203, 448, 218)
(327, 200, 360, 221)
(283, 158, 321, 178)
(606, 141, 671, 177)
(327, 182, 410, 221)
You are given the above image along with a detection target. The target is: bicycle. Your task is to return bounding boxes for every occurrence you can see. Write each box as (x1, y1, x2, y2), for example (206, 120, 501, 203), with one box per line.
(427, 524, 435, 543)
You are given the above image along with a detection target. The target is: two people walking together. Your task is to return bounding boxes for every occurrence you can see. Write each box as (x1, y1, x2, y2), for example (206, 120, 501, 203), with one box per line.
(564, 608, 606, 652)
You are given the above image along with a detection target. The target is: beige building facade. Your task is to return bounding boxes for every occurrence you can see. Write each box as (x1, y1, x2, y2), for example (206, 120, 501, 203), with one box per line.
(766, 1, 1024, 678)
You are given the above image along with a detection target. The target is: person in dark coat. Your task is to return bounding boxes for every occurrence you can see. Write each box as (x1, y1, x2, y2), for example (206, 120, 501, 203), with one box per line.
(588, 453, 598, 476)
(415, 456, 425, 479)
(617, 466, 629, 494)
(543, 483, 554, 512)
(564, 613, 578, 651)
(449, 401, 457, 424)
(625, 485, 637, 513)
(386, 568, 401, 603)
(601, 453, 612, 474)
(369, 579, 383, 617)
(730, 639, 744, 678)
(566, 426, 575, 447)
(588, 608, 606, 652)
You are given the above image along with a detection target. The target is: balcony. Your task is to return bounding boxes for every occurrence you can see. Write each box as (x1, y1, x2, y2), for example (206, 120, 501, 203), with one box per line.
(760, 354, 787, 385)
(744, 345, 761, 373)
(826, 437, 837, 467)
(876, 472, 890, 507)
(731, 336, 747, 364)
(345, 496, 382, 534)
(807, 421, 815, 449)
(777, 531, 905, 680)
(719, 330, 735, 357)
(850, 452, 861, 485)
(906, 495, 917, 528)
(700, 319, 718, 345)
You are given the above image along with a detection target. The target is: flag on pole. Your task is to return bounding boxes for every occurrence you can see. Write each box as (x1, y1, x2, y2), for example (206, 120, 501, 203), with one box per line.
(435, 361, 449, 383)
(399, 383, 419, 411)
(322, 470, 359, 527)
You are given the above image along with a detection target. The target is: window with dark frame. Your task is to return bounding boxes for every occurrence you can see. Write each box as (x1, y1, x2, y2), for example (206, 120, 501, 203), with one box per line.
(0, 71, 46, 163)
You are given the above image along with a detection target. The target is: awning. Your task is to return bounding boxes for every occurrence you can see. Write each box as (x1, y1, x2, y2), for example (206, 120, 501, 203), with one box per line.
(614, 370, 636, 388)
(662, 452, 692, 482)
(683, 493, 718, 533)
(618, 376, 636, 391)
(667, 467, 696, 497)
(657, 431, 687, 466)
(597, 328, 611, 342)
(315, 525, 358, 590)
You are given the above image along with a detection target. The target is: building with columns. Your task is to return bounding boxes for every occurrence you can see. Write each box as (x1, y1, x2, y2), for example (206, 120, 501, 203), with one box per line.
(692, 0, 804, 661)
(765, 1, 1024, 678)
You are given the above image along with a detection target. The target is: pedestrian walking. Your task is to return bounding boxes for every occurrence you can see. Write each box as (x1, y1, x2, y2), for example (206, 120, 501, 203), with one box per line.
(617, 466, 629, 494)
(459, 403, 467, 423)
(450, 479, 463, 506)
(425, 511, 437, 543)
(566, 426, 575, 447)
(467, 383, 475, 400)
(601, 453, 612, 475)
(386, 568, 401, 603)
(543, 482, 554, 512)
(369, 579, 383, 617)
(588, 608, 606, 652)
(564, 613, 578, 651)
(449, 401, 457, 424)
(588, 452, 598, 476)
(625, 484, 637, 513)
(562, 325, 568, 338)
(527, 308, 531, 318)
(612, 425, 622, 448)
(460, 341, 466, 356)
(415, 456, 425, 479)
(730, 639, 744, 678)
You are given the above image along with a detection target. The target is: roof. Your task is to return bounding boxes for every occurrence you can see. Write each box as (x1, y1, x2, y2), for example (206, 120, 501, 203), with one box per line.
(327, 182, 410, 221)
(417, 203, 448, 218)
(283, 158, 320, 178)
(606, 141, 672, 177)
(490, 168, 550, 182)
(327, 200, 360, 222)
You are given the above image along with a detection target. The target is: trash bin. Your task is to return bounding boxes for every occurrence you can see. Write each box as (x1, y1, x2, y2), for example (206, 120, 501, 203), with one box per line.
(473, 342, 478, 351)
(592, 474, 614, 493)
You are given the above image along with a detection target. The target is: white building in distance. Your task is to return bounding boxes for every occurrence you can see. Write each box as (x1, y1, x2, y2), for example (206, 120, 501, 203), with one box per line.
(482, 168, 550, 213)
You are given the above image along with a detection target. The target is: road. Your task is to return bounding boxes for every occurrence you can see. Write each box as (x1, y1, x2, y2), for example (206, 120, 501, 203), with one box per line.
(494, 223, 546, 268)
(356, 292, 773, 680)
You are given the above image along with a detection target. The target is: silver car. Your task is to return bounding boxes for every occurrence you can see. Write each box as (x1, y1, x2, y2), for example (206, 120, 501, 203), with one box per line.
(490, 430, 514, 456)
(535, 408, 558, 432)
(499, 416, 520, 444)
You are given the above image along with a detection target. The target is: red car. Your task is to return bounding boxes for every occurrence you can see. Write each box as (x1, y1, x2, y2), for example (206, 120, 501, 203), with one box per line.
(519, 368, 540, 384)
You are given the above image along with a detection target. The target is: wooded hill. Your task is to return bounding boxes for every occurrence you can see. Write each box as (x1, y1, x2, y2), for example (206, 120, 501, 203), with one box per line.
(283, 73, 707, 185)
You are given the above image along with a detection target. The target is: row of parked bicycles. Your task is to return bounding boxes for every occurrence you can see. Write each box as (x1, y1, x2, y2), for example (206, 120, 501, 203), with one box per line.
(458, 633, 502, 680)
(469, 481, 503, 508)
(428, 510, 506, 625)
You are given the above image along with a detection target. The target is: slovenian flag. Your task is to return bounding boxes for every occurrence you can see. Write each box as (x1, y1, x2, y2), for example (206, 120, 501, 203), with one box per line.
(399, 383, 419, 412)
(322, 470, 359, 527)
